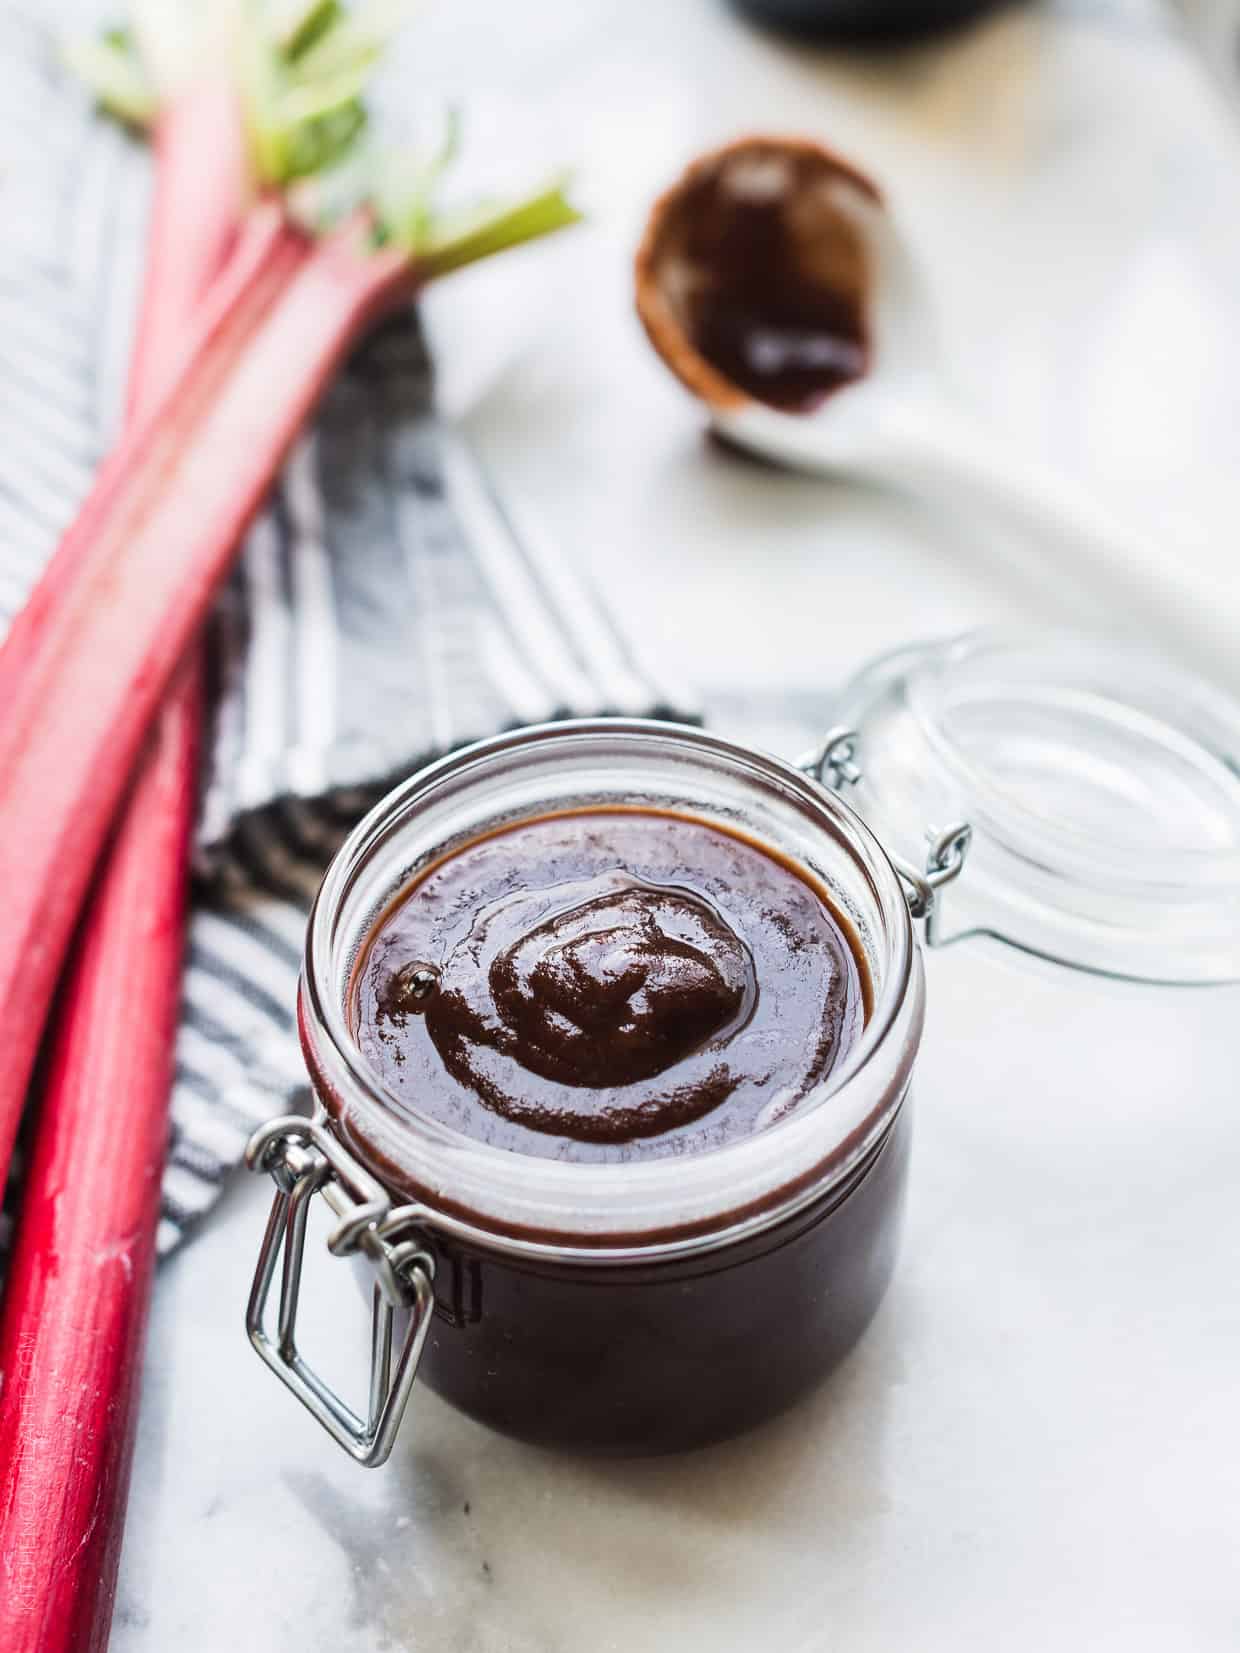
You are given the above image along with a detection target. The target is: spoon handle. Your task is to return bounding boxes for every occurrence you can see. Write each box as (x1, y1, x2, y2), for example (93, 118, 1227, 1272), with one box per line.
(874, 398, 1239, 692)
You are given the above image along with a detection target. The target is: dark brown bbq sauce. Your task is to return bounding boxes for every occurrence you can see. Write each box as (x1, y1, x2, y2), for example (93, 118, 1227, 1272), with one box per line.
(350, 808, 869, 1163)
(662, 147, 871, 411)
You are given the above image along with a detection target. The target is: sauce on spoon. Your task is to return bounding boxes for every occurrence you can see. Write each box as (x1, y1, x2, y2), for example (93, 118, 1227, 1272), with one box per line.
(636, 137, 875, 412)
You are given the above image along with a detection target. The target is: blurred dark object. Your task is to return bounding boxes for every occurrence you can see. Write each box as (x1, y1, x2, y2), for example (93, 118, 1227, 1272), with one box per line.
(730, 0, 1013, 43)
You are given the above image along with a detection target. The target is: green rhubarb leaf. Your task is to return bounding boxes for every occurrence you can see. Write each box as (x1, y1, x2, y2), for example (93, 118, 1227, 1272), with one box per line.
(238, 0, 420, 188)
(412, 176, 583, 278)
(66, 2, 582, 278)
(62, 28, 157, 128)
(282, 102, 369, 182)
(271, 0, 345, 61)
(289, 0, 412, 77)
(234, 12, 360, 186)
(354, 101, 582, 274)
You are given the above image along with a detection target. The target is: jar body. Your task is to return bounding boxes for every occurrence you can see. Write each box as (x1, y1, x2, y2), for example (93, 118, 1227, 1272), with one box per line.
(413, 1100, 911, 1453)
(289, 722, 921, 1460)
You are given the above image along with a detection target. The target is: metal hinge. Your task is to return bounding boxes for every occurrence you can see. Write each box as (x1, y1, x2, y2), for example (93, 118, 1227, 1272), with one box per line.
(245, 1113, 435, 1467)
(799, 726, 972, 947)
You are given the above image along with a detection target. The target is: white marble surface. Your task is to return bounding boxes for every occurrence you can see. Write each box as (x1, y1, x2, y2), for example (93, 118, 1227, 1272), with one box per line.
(114, 3, 1240, 1648)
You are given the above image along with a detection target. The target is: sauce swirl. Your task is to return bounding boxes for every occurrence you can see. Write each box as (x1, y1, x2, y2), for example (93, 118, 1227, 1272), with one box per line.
(351, 809, 868, 1162)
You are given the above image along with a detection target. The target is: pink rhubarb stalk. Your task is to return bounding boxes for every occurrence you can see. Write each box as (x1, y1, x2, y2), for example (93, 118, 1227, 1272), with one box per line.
(0, 206, 412, 1195)
(0, 79, 243, 680)
(0, 80, 245, 1652)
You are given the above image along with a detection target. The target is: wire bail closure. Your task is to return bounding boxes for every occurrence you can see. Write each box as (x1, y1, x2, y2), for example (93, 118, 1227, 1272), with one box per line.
(801, 726, 972, 947)
(245, 1113, 435, 1466)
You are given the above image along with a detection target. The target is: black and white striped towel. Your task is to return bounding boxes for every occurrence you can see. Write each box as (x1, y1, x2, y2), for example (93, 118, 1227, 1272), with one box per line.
(0, 6, 692, 1258)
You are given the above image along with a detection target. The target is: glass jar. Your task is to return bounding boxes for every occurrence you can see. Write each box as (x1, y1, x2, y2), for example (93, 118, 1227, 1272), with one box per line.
(244, 632, 1240, 1464)
(246, 721, 924, 1461)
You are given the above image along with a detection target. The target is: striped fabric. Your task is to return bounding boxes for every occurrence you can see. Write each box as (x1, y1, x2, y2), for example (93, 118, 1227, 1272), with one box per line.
(0, 5, 692, 1259)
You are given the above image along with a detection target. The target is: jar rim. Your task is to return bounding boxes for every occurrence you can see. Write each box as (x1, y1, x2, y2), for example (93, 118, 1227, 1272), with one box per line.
(299, 719, 921, 1260)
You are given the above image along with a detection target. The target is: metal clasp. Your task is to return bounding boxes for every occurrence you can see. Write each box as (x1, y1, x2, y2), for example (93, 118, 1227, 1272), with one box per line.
(799, 726, 972, 947)
(804, 726, 864, 791)
(890, 821, 972, 946)
(245, 1114, 435, 1467)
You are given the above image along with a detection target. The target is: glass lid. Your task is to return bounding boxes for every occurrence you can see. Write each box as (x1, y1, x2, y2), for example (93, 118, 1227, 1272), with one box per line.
(815, 631, 1240, 985)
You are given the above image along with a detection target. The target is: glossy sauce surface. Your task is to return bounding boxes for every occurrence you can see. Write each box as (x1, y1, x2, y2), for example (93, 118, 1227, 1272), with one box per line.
(350, 809, 869, 1163)
(667, 146, 871, 411)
